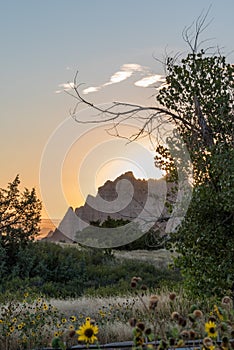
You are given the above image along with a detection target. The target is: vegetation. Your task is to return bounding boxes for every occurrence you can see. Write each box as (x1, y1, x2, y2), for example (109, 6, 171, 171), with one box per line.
(69, 13, 234, 298)
(90, 216, 167, 250)
(1, 282, 233, 349)
(0, 176, 42, 279)
(0, 240, 181, 299)
(159, 51, 234, 297)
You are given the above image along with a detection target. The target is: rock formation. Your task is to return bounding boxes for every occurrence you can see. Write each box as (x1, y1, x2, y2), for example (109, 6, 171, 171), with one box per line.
(45, 171, 176, 244)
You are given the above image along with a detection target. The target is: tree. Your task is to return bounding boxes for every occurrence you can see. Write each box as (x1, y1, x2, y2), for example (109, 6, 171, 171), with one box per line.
(67, 11, 234, 296)
(0, 175, 42, 269)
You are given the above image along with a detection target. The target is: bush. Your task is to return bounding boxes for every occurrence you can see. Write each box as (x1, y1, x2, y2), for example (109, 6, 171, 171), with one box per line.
(0, 242, 181, 299)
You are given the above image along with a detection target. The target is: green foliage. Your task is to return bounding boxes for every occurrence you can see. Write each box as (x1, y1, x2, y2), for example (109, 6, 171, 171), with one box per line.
(157, 50, 234, 297)
(170, 147, 234, 297)
(0, 241, 181, 299)
(0, 176, 42, 272)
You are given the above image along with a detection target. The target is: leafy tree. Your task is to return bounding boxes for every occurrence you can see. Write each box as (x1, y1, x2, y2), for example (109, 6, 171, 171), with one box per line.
(153, 53, 234, 296)
(68, 12, 234, 297)
(0, 175, 42, 269)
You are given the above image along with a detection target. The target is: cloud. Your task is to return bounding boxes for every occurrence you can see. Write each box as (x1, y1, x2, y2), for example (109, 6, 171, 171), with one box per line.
(134, 74, 165, 87)
(104, 63, 146, 86)
(55, 82, 75, 94)
(83, 86, 100, 94)
(80, 63, 148, 94)
(55, 63, 166, 95)
(58, 82, 75, 90)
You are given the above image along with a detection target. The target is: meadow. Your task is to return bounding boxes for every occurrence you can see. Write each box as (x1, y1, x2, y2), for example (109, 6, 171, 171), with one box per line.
(1, 243, 233, 349)
(1, 282, 233, 349)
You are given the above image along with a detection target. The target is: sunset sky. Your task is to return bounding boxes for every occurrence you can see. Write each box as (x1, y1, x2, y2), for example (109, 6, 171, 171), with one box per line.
(1, 0, 234, 220)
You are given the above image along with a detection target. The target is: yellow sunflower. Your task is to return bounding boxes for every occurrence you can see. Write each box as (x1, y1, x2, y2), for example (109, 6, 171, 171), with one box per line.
(76, 318, 98, 344)
(205, 321, 218, 338)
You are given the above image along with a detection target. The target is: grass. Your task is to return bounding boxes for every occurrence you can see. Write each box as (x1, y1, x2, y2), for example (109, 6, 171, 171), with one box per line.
(113, 248, 176, 268)
(1, 285, 233, 349)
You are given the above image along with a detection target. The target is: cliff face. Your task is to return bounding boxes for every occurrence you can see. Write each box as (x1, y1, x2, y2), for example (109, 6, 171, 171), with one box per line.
(46, 171, 172, 243)
(75, 171, 150, 223)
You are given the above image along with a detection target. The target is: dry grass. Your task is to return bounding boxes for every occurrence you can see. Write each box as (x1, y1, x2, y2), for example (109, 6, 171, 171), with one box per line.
(57, 244, 176, 268)
(113, 248, 176, 268)
(1, 288, 225, 349)
(50, 287, 201, 344)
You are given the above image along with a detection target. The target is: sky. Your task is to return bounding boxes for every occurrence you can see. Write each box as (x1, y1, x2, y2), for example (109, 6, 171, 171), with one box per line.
(1, 0, 234, 220)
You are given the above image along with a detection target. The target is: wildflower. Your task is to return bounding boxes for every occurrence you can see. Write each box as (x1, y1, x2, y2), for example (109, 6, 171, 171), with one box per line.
(136, 322, 145, 332)
(18, 323, 24, 330)
(205, 321, 218, 338)
(221, 296, 232, 305)
(132, 276, 142, 282)
(70, 315, 77, 322)
(129, 318, 137, 327)
(178, 316, 187, 327)
(9, 326, 15, 332)
(149, 295, 159, 310)
(145, 328, 152, 336)
(171, 311, 180, 321)
(76, 317, 98, 344)
(169, 292, 176, 301)
(141, 284, 148, 291)
(180, 330, 190, 339)
(69, 325, 75, 331)
(24, 292, 29, 298)
(61, 318, 67, 323)
(131, 280, 137, 288)
(203, 337, 214, 350)
(193, 309, 203, 318)
(189, 330, 196, 340)
(43, 303, 48, 311)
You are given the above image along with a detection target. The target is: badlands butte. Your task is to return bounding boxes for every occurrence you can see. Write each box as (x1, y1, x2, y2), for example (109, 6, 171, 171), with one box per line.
(44, 171, 177, 245)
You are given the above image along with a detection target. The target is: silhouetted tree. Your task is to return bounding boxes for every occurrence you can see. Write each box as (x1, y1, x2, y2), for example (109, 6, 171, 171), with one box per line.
(0, 175, 42, 269)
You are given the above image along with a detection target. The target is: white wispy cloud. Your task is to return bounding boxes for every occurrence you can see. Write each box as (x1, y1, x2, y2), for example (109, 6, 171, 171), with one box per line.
(134, 74, 165, 87)
(103, 63, 146, 86)
(55, 63, 166, 95)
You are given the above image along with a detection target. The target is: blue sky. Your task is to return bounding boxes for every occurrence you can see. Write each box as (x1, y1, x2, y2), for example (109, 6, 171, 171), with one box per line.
(1, 0, 234, 219)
